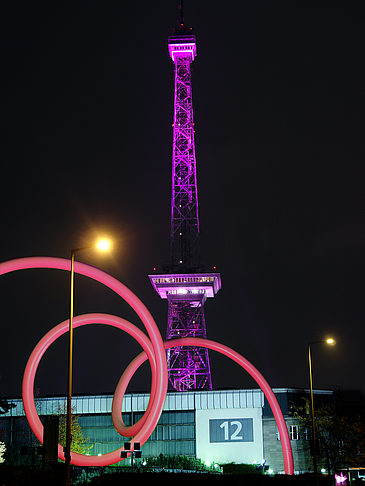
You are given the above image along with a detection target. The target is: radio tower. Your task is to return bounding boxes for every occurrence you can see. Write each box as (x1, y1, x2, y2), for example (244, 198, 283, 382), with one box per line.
(149, 3, 221, 391)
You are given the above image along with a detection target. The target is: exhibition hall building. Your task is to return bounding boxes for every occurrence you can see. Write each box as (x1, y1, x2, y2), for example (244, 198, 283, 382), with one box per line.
(0, 387, 333, 473)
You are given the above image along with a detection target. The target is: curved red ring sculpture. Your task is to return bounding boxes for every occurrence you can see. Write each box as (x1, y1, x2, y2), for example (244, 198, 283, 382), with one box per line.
(22, 313, 157, 466)
(0, 257, 294, 474)
(112, 337, 294, 473)
(0, 257, 167, 467)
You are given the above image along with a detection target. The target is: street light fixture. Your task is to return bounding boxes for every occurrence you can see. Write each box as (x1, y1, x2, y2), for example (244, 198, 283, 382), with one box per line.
(65, 238, 111, 486)
(96, 238, 112, 252)
(308, 337, 336, 476)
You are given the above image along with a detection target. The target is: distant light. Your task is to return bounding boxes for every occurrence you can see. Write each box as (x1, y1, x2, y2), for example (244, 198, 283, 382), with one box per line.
(321, 468, 327, 474)
(326, 338, 336, 346)
(335, 473, 347, 484)
(268, 469, 274, 475)
(205, 460, 211, 467)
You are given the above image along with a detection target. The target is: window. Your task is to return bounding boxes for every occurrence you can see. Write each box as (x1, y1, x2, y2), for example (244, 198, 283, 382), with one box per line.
(277, 424, 308, 441)
(290, 425, 300, 440)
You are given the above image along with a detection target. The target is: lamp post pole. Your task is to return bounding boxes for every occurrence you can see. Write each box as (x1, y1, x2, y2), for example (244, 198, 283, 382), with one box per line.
(308, 342, 317, 476)
(65, 248, 77, 486)
(64, 239, 111, 486)
(308, 338, 336, 477)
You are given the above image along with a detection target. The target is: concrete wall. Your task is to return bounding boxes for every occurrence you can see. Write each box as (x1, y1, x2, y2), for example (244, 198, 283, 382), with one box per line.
(263, 418, 312, 474)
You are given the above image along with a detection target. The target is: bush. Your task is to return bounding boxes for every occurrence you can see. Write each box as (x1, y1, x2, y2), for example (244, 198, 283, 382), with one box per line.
(221, 463, 262, 475)
(140, 454, 211, 472)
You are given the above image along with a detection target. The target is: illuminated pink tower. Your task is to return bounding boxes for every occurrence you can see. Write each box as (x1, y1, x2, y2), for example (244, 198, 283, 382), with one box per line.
(149, 5, 221, 391)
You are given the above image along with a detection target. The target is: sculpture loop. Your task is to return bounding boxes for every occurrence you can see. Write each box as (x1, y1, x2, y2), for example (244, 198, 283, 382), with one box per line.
(0, 257, 294, 474)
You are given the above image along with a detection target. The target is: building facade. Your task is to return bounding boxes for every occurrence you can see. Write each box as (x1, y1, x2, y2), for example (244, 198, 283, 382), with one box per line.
(0, 388, 333, 473)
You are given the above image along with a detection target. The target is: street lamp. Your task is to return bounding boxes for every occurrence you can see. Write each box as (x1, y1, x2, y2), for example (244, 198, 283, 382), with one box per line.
(65, 238, 111, 486)
(308, 337, 336, 476)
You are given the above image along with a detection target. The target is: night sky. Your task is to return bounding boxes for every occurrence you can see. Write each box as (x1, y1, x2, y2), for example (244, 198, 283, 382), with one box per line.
(1, 3, 364, 401)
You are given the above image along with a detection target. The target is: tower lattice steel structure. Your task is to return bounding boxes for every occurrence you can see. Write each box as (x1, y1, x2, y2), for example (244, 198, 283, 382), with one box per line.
(149, 9, 221, 391)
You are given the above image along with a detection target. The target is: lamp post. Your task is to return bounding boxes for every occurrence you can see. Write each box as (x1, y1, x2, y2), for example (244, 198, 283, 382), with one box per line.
(65, 239, 111, 486)
(308, 337, 336, 476)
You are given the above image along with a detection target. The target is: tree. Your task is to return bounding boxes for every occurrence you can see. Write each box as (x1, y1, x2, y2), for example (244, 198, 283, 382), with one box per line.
(0, 441, 5, 463)
(291, 394, 365, 473)
(0, 398, 15, 415)
(56, 405, 92, 455)
(0, 396, 15, 464)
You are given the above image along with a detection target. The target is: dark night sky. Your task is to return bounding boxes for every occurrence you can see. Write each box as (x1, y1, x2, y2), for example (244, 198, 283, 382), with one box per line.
(0, 2, 364, 401)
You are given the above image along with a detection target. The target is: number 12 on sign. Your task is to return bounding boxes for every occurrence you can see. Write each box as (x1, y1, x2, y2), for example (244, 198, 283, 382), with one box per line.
(220, 420, 243, 440)
(209, 418, 254, 443)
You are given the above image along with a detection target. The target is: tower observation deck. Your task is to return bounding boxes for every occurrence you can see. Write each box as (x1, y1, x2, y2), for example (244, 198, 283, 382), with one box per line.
(149, 10, 221, 391)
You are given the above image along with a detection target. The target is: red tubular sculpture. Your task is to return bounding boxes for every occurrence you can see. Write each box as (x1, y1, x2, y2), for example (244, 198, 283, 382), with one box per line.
(0, 257, 294, 474)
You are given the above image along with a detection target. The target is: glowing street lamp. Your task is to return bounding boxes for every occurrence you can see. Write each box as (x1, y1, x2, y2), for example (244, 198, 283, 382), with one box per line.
(96, 238, 112, 252)
(308, 337, 336, 476)
(65, 238, 111, 486)
(326, 338, 335, 346)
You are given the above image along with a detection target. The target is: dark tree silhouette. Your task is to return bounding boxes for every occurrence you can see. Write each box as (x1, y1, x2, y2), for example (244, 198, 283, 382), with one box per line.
(0, 397, 15, 415)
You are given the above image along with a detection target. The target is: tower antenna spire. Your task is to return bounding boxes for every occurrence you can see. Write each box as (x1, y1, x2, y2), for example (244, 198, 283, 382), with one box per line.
(179, 0, 184, 24)
(174, 0, 192, 35)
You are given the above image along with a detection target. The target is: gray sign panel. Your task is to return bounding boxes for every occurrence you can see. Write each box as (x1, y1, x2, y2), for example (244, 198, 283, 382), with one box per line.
(209, 418, 253, 443)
